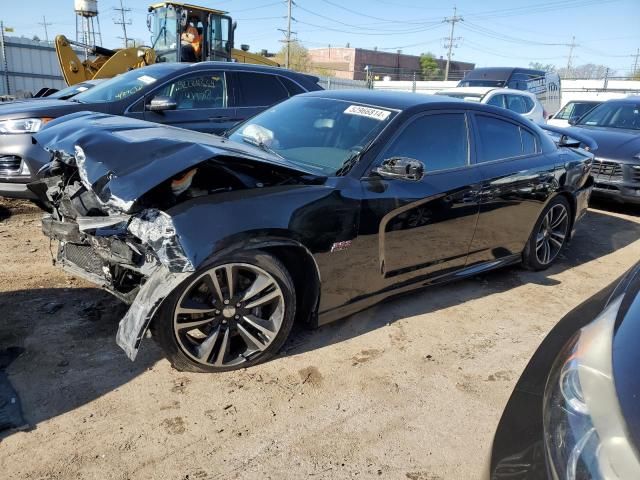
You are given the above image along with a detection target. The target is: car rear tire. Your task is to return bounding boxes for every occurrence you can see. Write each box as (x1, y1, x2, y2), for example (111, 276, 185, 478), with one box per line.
(152, 250, 296, 373)
(522, 196, 571, 271)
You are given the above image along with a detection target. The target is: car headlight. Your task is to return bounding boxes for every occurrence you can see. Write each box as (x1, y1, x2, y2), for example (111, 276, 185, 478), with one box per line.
(543, 295, 640, 479)
(0, 117, 52, 134)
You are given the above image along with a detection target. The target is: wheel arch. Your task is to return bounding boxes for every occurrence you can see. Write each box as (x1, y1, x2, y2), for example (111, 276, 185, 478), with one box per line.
(551, 190, 577, 240)
(200, 233, 322, 329)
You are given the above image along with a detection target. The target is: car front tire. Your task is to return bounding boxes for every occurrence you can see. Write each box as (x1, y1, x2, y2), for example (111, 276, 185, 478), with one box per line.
(152, 250, 296, 373)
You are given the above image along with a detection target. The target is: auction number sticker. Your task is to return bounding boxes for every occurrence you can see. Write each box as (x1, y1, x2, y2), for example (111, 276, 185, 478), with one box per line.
(344, 105, 391, 121)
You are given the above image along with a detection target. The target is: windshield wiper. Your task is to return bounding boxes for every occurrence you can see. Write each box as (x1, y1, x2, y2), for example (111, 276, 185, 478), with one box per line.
(335, 139, 375, 176)
(240, 135, 285, 160)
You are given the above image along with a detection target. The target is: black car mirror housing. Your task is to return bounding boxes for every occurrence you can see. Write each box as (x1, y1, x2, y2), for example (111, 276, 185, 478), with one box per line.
(375, 157, 425, 181)
(148, 95, 177, 112)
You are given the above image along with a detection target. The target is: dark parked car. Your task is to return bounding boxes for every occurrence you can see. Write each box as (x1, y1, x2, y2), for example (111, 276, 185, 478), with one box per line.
(487, 261, 640, 479)
(0, 62, 321, 200)
(567, 96, 640, 204)
(31, 90, 594, 373)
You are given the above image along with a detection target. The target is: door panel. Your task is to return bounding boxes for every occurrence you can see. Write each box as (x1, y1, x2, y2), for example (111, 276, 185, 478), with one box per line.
(365, 168, 483, 282)
(355, 111, 482, 296)
(143, 71, 237, 134)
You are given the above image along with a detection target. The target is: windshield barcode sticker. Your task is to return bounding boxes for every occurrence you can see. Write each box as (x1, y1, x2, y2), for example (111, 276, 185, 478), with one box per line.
(137, 75, 157, 85)
(344, 105, 391, 121)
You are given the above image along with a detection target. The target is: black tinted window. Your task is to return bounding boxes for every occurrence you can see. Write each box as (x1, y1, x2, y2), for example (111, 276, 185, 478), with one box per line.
(521, 128, 537, 154)
(237, 72, 289, 107)
(476, 115, 523, 161)
(154, 73, 226, 109)
(384, 113, 468, 172)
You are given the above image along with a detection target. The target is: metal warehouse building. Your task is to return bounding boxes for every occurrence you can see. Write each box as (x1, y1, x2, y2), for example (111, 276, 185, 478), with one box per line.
(0, 35, 68, 97)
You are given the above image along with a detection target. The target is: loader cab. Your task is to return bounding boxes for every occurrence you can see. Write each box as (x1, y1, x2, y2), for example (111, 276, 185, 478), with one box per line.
(148, 2, 233, 63)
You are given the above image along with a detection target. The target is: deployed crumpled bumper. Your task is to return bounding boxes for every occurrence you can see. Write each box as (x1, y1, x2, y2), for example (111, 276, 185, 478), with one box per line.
(42, 209, 195, 360)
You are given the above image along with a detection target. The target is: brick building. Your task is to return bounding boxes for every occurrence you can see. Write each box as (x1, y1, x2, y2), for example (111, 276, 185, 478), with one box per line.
(307, 47, 475, 81)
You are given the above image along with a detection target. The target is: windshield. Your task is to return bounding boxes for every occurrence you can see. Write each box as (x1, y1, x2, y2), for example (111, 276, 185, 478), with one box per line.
(151, 6, 178, 62)
(47, 82, 95, 100)
(228, 97, 397, 175)
(577, 101, 640, 130)
(73, 66, 174, 103)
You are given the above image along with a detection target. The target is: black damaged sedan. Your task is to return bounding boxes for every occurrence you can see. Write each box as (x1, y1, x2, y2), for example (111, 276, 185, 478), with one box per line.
(31, 90, 594, 372)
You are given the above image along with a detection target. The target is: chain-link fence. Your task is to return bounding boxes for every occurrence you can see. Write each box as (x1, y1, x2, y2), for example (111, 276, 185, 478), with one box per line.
(316, 75, 368, 90)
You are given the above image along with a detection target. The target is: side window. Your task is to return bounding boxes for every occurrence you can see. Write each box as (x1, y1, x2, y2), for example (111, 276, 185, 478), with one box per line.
(383, 113, 469, 172)
(486, 94, 505, 108)
(521, 128, 537, 155)
(237, 72, 289, 107)
(152, 73, 226, 109)
(278, 76, 305, 96)
(523, 97, 535, 112)
(506, 95, 528, 114)
(476, 115, 523, 162)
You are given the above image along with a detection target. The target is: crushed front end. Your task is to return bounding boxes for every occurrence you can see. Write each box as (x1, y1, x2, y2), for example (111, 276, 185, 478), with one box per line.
(33, 156, 194, 359)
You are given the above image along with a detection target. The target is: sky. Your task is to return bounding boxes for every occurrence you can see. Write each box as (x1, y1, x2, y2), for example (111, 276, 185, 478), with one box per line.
(1, 0, 639, 75)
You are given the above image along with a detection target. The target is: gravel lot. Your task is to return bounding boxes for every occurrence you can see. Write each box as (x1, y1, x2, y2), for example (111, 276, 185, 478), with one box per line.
(0, 197, 639, 479)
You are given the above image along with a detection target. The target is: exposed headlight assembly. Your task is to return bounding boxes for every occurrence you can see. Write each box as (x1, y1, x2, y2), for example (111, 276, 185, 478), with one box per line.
(0, 117, 52, 134)
(543, 295, 640, 479)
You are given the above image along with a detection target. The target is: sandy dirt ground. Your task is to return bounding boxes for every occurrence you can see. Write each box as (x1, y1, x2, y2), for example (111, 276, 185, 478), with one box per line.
(0, 197, 638, 480)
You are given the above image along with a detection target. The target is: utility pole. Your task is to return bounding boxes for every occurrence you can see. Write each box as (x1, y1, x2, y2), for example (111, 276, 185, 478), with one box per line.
(38, 16, 52, 43)
(113, 0, 131, 48)
(633, 48, 639, 76)
(278, 0, 296, 69)
(443, 7, 463, 81)
(566, 36, 577, 78)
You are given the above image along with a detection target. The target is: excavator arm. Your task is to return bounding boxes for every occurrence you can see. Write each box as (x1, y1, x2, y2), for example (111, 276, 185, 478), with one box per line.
(55, 35, 156, 86)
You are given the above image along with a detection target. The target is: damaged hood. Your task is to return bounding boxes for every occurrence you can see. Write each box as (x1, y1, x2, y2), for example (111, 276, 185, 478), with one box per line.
(34, 111, 323, 212)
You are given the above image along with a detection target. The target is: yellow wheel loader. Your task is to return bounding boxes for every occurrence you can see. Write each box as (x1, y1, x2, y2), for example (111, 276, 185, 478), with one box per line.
(56, 2, 279, 86)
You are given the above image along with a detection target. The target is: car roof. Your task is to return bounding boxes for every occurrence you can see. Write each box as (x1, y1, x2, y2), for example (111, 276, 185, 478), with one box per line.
(135, 61, 319, 83)
(185, 61, 319, 82)
(300, 89, 469, 110)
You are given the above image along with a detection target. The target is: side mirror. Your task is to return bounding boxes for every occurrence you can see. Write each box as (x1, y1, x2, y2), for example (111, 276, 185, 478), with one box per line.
(568, 116, 579, 126)
(374, 157, 425, 181)
(147, 95, 177, 112)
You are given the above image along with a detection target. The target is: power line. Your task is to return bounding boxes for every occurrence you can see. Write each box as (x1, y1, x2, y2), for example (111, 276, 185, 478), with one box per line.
(443, 7, 463, 81)
(38, 16, 52, 43)
(113, 0, 132, 48)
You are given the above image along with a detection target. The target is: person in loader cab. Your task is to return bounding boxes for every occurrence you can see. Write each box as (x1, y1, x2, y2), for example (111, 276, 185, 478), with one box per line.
(180, 26, 198, 62)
